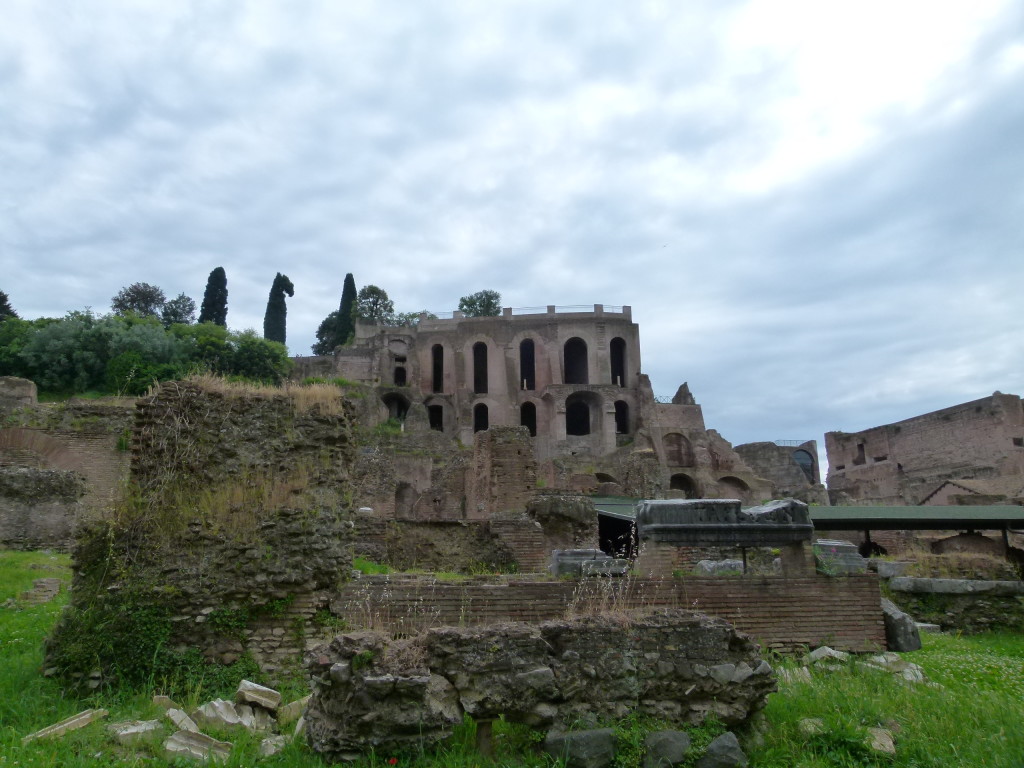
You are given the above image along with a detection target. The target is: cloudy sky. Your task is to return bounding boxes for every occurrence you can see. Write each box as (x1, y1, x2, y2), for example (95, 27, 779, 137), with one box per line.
(3, 1, 1023, 465)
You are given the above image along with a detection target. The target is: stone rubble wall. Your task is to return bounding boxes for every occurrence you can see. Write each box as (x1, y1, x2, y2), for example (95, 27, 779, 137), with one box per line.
(305, 610, 776, 760)
(331, 574, 885, 653)
(0, 466, 86, 550)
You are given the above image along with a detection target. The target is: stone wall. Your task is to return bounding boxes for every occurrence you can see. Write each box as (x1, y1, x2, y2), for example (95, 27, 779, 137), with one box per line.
(466, 426, 537, 519)
(331, 574, 885, 653)
(886, 577, 1024, 633)
(305, 610, 776, 759)
(0, 466, 85, 550)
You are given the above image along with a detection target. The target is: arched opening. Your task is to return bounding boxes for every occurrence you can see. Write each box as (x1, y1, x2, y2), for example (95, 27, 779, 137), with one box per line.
(431, 345, 444, 393)
(614, 400, 629, 434)
(473, 403, 489, 432)
(565, 394, 591, 436)
(381, 393, 410, 421)
(793, 449, 815, 482)
(473, 342, 488, 394)
(663, 433, 694, 466)
(610, 337, 626, 387)
(520, 401, 537, 437)
(519, 339, 536, 390)
(427, 404, 444, 432)
(564, 337, 588, 384)
(717, 476, 750, 502)
(670, 473, 698, 498)
(594, 472, 618, 484)
(393, 366, 407, 386)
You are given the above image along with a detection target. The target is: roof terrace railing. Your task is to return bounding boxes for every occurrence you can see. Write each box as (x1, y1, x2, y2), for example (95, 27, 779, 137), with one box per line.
(424, 304, 629, 319)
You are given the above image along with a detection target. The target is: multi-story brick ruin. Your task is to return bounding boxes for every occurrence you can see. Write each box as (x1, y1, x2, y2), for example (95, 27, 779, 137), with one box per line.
(825, 392, 1024, 506)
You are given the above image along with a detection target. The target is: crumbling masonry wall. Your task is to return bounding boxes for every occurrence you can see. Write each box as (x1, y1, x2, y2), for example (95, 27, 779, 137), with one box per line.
(305, 610, 776, 760)
(0, 466, 86, 550)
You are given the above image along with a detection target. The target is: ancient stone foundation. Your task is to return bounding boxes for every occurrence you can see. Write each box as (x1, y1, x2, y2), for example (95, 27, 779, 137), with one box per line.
(305, 610, 776, 760)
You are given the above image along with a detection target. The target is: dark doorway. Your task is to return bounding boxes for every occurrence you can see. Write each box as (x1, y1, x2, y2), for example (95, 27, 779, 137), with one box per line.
(519, 339, 536, 390)
(564, 337, 588, 384)
(614, 400, 629, 434)
(393, 366, 407, 386)
(670, 473, 697, 498)
(565, 396, 590, 436)
(520, 401, 537, 437)
(395, 483, 415, 517)
(473, 403, 489, 432)
(431, 345, 444, 393)
(599, 515, 636, 559)
(610, 337, 626, 387)
(473, 342, 488, 394)
(428, 404, 444, 431)
(382, 394, 410, 421)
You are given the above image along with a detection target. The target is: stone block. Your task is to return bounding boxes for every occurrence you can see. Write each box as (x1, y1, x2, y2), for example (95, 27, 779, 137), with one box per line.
(276, 695, 310, 726)
(881, 598, 922, 652)
(643, 730, 691, 768)
(22, 708, 108, 743)
(152, 695, 179, 710)
(544, 728, 616, 768)
(166, 708, 200, 733)
(107, 720, 163, 745)
(813, 539, 867, 574)
(260, 735, 289, 756)
(164, 730, 232, 763)
(865, 727, 896, 755)
(193, 699, 265, 731)
(696, 560, 743, 576)
(236, 679, 281, 711)
(695, 731, 747, 768)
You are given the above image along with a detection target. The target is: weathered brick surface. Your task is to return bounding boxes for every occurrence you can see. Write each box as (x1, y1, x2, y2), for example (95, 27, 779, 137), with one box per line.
(332, 574, 885, 653)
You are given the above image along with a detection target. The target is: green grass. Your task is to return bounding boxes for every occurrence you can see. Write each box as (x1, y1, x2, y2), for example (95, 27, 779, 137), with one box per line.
(3, 550, 1024, 767)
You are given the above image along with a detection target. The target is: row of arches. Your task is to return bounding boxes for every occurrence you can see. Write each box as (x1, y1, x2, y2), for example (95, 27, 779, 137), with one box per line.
(426, 336, 630, 394)
(669, 472, 750, 500)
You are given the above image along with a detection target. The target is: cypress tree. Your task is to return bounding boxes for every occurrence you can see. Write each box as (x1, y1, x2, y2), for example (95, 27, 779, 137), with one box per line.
(336, 273, 357, 346)
(0, 291, 18, 322)
(198, 267, 228, 326)
(263, 273, 294, 345)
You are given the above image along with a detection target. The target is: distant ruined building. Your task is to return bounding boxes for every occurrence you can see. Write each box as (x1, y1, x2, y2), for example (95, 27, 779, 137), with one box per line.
(292, 304, 785, 510)
(825, 392, 1024, 506)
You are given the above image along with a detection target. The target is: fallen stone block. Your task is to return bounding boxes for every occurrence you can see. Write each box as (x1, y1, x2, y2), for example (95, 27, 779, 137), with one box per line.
(236, 679, 281, 711)
(277, 695, 310, 726)
(107, 719, 162, 745)
(164, 730, 233, 763)
(915, 622, 941, 633)
(153, 694, 179, 710)
(193, 699, 268, 732)
(805, 646, 848, 665)
(696, 731, 747, 767)
(22, 708, 109, 743)
(260, 735, 289, 757)
(166, 708, 200, 733)
(644, 730, 691, 768)
(544, 728, 616, 768)
(881, 598, 921, 652)
(866, 727, 896, 755)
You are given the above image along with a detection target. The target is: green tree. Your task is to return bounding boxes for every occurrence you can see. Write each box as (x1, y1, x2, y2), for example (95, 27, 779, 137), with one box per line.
(0, 291, 18, 322)
(394, 310, 437, 326)
(161, 293, 196, 327)
(312, 311, 342, 355)
(228, 330, 292, 384)
(197, 267, 228, 326)
(354, 285, 395, 325)
(311, 273, 358, 355)
(111, 282, 166, 318)
(262, 273, 294, 346)
(172, 322, 231, 374)
(458, 290, 502, 317)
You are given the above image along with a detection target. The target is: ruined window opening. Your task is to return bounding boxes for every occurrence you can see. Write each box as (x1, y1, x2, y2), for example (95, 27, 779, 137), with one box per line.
(393, 366, 407, 386)
(792, 449, 815, 482)
(520, 401, 537, 437)
(835, 464, 846, 471)
(431, 345, 444, 393)
(565, 397, 590, 436)
(395, 483, 415, 517)
(519, 339, 536, 390)
(564, 337, 588, 385)
(873, 455, 888, 463)
(669, 473, 697, 498)
(394, 355, 406, 363)
(663, 433, 694, 467)
(853, 443, 866, 465)
(595, 472, 618, 484)
(473, 342, 488, 394)
(614, 400, 629, 434)
(610, 337, 626, 387)
(473, 403, 489, 432)
(381, 394, 409, 421)
(1014, 437, 1023, 447)
(428, 404, 444, 431)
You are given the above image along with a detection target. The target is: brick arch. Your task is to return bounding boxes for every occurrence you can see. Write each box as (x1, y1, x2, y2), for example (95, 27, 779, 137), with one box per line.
(0, 428, 88, 474)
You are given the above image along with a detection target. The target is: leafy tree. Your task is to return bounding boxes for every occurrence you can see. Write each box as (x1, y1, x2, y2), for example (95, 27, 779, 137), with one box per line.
(198, 267, 228, 326)
(458, 290, 502, 317)
(312, 311, 342, 355)
(263, 273, 294, 346)
(354, 285, 395, 325)
(228, 330, 292, 384)
(172, 322, 231, 374)
(311, 273, 359, 355)
(394, 310, 437, 326)
(0, 317, 51, 378)
(0, 291, 18, 321)
(161, 293, 196, 327)
(111, 283, 166, 318)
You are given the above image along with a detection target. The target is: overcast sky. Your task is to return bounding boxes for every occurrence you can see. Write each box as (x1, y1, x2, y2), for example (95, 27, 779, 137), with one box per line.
(3, 1, 1023, 466)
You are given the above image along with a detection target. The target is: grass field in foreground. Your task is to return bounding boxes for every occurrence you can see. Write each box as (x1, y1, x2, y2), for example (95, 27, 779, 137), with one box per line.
(1, 550, 1022, 767)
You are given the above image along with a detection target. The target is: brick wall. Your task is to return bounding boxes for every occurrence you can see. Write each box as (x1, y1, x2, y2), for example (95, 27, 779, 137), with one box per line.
(331, 573, 885, 653)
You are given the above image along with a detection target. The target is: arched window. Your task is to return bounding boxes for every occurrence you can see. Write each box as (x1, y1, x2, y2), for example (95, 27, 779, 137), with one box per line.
(431, 345, 444, 393)
(565, 394, 591, 436)
(610, 337, 626, 387)
(473, 342, 488, 394)
(614, 400, 629, 434)
(381, 393, 410, 421)
(564, 337, 588, 384)
(670, 473, 698, 498)
(793, 449, 815, 482)
(520, 402, 537, 437)
(519, 339, 536, 390)
(473, 403, 489, 432)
